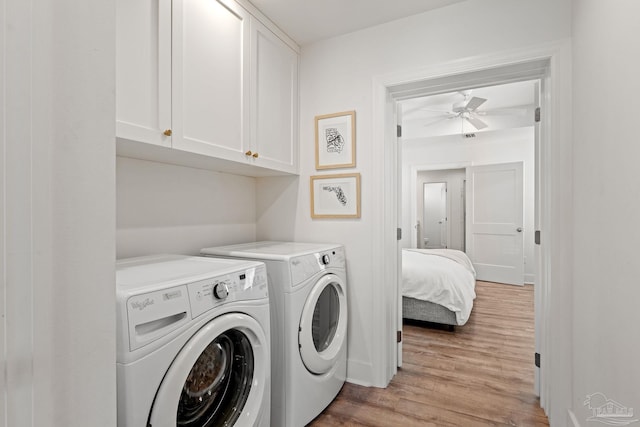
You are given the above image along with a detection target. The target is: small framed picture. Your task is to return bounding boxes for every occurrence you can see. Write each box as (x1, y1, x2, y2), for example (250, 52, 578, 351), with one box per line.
(310, 173, 361, 219)
(315, 110, 356, 170)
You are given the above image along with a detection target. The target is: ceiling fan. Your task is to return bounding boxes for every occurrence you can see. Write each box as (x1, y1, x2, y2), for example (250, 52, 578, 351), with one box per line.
(450, 92, 488, 130)
(402, 83, 536, 137)
(418, 91, 489, 131)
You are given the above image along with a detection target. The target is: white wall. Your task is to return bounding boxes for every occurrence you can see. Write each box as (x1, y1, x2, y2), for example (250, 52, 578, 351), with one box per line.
(571, 1, 640, 424)
(256, 0, 571, 391)
(2, 0, 116, 425)
(402, 127, 536, 282)
(116, 157, 257, 258)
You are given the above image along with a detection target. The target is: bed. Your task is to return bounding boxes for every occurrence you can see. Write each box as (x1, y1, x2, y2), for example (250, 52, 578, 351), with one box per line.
(402, 248, 477, 328)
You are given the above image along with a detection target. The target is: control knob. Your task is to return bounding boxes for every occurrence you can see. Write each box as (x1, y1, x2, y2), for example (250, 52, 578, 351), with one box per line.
(321, 254, 331, 265)
(213, 282, 229, 300)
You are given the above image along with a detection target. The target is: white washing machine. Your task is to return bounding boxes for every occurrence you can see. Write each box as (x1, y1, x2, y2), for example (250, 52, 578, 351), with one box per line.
(116, 254, 270, 427)
(200, 242, 348, 427)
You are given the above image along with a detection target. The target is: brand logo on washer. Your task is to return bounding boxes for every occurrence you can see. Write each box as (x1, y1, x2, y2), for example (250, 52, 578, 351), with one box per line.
(131, 298, 154, 311)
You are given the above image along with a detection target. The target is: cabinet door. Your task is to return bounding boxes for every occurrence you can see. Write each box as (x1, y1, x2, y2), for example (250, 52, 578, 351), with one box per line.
(251, 18, 299, 174)
(116, 0, 171, 147)
(172, 0, 250, 161)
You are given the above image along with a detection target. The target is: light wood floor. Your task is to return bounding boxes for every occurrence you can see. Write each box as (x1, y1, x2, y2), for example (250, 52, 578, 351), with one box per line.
(309, 281, 549, 426)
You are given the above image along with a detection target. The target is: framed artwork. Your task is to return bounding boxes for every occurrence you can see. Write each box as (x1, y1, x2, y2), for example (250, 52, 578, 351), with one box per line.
(315, 110, 356, 169)
(310, 173, 361, 219)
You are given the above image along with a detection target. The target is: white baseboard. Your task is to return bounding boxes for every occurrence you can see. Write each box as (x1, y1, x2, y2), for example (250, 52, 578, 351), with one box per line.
(346, 359, 374, 387)
(525, 273, 535, 284)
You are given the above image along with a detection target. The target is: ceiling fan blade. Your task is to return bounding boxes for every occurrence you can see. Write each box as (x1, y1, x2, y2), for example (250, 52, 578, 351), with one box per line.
(465, 96, 487, 111)
(466, 115, 488, 130)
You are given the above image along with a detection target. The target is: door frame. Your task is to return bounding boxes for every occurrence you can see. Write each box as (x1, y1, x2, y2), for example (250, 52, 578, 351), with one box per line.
(371, 40, 573, 416)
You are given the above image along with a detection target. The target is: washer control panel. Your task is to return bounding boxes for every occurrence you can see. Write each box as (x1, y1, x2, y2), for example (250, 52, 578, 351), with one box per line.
(213, 282, 229, 300)
(188, 264, 268, 318)
(126, 285, 191, 352)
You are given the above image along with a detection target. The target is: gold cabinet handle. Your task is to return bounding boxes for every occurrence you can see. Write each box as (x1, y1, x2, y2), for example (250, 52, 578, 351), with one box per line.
(245, 150, 252, 156)
(252, 152, 259, 158)
(163, 129, 172, 136)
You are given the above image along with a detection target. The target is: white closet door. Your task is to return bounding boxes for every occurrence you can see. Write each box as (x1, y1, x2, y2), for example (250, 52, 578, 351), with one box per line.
(466, 162, 524, 285)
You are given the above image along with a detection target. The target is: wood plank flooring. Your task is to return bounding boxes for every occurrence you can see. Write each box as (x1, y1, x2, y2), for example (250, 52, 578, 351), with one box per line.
(309, 281, 549, 426)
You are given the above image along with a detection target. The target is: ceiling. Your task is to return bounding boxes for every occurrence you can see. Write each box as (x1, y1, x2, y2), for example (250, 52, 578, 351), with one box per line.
(245, 1, 536, 139)
(248, 0, 468, 45)
(400, 80, 538, 139)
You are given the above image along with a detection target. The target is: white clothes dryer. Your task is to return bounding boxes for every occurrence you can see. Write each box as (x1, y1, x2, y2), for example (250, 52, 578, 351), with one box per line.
(116, 254, 270, 427)
(200, 242, 348, 427)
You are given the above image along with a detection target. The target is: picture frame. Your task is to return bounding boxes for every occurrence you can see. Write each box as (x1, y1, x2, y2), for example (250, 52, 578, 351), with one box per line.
(315, 110, 356, 170)
(310, 173, 361, 219)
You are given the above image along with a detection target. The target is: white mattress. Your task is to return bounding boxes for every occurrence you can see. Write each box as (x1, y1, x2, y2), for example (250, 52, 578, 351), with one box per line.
(402, 249, 477, 325)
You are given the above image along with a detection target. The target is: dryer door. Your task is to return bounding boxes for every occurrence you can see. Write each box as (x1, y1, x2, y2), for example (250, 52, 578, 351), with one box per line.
(149, 313, 268, 427)
(298, 273, 347, 375)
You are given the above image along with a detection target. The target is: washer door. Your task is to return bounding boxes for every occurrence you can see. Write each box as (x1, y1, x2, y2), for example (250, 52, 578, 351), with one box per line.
(149, 313, 268, 427)
(298, 274, 347, 375)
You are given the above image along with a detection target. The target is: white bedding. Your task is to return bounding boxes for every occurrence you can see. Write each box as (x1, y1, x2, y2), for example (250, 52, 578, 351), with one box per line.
(402, 249, 477, 325)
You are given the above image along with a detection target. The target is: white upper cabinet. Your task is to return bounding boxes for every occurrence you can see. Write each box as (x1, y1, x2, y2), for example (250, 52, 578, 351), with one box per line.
(250, 17, 299, 174)
(116, 0, 172, 147)
(172, 0, 250, 162)
(116, 0, 299, 176)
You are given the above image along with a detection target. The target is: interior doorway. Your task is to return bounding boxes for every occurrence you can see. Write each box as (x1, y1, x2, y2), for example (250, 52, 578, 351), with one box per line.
(372, 43, 574, 418)
(422, 181, 448, 249)
(414, 168, 467, 252)
(397, 78, 539, 371)
(374, 56, 556, 403)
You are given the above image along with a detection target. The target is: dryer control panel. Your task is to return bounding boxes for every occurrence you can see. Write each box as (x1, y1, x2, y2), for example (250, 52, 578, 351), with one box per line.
(188, 264, 268, 318)
(290, 246, 345, 287)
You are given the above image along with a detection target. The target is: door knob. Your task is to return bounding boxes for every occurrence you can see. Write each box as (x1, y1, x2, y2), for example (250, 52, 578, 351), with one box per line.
(245, 150, 252, 156)
(517, 227, 523, 232)
(252, 152, 259, 158)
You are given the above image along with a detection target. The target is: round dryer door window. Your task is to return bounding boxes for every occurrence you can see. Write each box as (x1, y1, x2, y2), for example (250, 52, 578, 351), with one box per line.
(298, 273, 347, 375)
(149, 313, 268, 427)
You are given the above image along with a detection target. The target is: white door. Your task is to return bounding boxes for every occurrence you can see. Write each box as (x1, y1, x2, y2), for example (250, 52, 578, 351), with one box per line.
(466, 162, 524, 285)
(423, 182, 448, 248)
(533, 81, 542, 396)
(298, 274, 347, 374)
(395, 102, 403, 367)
